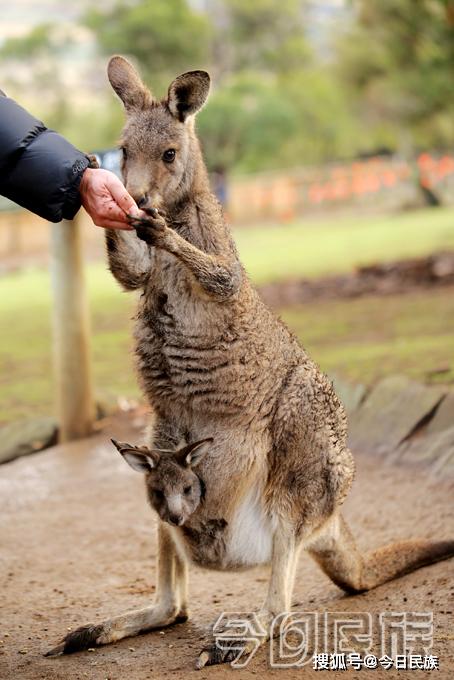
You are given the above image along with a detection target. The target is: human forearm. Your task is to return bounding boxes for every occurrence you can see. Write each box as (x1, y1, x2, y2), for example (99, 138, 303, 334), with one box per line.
(0, 95, 89, 222)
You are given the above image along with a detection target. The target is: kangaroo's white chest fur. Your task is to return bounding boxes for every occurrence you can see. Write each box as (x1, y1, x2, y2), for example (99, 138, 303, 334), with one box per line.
(226, 484, 276, 568)
(173, 479, 276, 571)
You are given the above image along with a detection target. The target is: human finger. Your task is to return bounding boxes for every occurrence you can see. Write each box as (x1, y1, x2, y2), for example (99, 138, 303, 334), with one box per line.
(94, 218, 134, 230)
(98, 200, 130, 224)
(106, 175, 141, 217)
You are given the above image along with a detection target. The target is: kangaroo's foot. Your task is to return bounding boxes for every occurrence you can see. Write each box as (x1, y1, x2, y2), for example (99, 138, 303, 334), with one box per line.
(195, 609, 273, 669)
(45, 602, 187, 657)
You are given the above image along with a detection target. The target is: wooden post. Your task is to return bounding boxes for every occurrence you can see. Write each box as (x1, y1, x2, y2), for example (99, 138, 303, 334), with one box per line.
(50, 214, 95, 441)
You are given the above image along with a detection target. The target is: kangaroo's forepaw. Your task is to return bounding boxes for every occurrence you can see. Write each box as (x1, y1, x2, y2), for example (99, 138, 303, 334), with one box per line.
(45, 623, 104, 657)
(128, 210, 167, 247)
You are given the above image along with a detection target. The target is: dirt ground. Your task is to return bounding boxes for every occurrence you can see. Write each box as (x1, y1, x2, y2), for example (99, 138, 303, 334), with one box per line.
(1, 414, 453, 680)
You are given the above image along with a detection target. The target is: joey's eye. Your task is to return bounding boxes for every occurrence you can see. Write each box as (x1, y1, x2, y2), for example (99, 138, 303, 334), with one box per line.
(162, 148, 176, 163)
(183, 485, 192, 496)
(121, 146, 128, 161)
(153, 489, 164, 502)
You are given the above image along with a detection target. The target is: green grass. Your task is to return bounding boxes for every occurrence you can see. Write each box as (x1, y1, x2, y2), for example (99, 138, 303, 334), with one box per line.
(0, 265, 139, 424)
(235, 206, 454, 283)
(281, 288, 454, 387)
(0, 206, 453, 424)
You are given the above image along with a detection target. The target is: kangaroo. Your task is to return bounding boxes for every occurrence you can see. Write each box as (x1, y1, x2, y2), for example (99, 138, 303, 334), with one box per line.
(111, 437, 213, 528)
(46, 56, 454, 667)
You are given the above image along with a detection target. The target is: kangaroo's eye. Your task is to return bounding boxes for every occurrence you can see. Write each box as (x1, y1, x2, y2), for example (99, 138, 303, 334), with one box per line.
(183, 485, 192, 496)
(153, 489, 164, 502)
(121, 146, 128, 161)
(163, 148, 176, 163)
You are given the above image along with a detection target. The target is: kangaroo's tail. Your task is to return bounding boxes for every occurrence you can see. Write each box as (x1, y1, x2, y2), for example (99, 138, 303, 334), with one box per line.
(307, 514, 454, 593)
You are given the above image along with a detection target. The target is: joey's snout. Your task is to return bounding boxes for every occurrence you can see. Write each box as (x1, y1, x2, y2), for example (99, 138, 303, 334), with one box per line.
(165, 495, 185, 527)
(155, 483, 203, 527)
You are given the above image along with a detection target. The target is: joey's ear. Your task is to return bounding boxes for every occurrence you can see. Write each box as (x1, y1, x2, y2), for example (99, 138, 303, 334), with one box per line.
(107, 55, 152, 112)
(177, 438, 213, 468)
(167, 70, 210, 122)
(111, 438, 159, 473)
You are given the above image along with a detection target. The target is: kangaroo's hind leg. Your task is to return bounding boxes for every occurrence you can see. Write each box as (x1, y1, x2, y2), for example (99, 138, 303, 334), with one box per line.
(307, 513, 454, 594)
(196, 518, 298, 669)
(46, 523, 188, 656)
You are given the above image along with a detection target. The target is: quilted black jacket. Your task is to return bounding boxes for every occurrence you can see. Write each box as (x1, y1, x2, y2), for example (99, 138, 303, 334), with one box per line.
(0, 91, 89, 221)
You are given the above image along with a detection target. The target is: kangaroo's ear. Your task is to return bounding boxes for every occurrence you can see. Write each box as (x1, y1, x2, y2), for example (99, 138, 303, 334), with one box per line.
(167, 70, 210, 122)
(107, 55, 152, 112)
(111, 438, 159, 473)
(177, 438, 213, 468)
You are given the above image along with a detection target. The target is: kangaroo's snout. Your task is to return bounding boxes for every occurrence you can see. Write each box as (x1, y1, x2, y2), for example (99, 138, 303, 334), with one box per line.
(128, 187, 162, 212)
(135, 194, 149, 209)
(169, 513, 184, 526)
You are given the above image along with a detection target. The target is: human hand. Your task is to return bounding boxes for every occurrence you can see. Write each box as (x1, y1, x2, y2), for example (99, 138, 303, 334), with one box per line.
(79, 168, 141, 230)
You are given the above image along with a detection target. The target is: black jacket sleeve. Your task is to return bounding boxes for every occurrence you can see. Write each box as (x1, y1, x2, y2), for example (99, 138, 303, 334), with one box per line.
(0, 93, 89, 222)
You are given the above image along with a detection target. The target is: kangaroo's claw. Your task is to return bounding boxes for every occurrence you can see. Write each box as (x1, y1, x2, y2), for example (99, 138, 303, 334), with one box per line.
(45, 623, 104, 657)
(126, 206, 161, 226)
(44, 641, 65, 657)
(195, 638, 253, 669)
(143, 206, 160, 218)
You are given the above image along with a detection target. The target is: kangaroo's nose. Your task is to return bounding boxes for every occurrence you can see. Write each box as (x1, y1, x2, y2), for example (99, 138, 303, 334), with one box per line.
(131, 192, 148, 208)
(169, 513, 183, 526)
(135, 194, 149, 209)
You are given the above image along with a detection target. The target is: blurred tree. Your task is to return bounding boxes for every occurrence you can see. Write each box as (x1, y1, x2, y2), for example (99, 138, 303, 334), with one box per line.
(208, 0, 311, 75)
(0, 23, 73, 134)
(198, 73, 297, 172)
(85, 0, 212, 90)
(278, 68, 361, 165)
(337, 0, 454, 151)
(198, 67, 358, 172)
(0, 24, 56, 59)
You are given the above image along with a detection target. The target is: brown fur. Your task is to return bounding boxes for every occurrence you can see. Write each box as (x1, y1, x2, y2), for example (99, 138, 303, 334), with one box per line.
(46, 57, 454, 666)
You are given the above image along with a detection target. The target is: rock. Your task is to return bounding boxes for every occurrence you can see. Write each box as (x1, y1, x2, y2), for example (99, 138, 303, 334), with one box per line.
(426, 392, 454, 435)
(348, 375, 445, 454)
(394, 392, 454, 476)
(330, 374, 367, 417)
(0, 417, 58, 465)
(398, 425, 454, 478)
